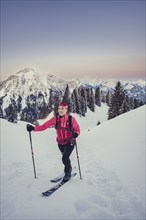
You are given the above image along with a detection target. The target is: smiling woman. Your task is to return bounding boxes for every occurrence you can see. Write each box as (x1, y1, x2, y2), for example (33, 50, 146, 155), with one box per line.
(26, 101, 80, 181)
(1, 0, 145, 81)
(58, 102, 68, 117)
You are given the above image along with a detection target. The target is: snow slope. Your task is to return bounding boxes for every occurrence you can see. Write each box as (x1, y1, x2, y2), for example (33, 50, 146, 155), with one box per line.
(1, 106, 145, 219)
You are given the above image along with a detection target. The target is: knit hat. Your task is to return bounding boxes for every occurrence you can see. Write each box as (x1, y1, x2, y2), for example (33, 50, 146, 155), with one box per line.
(58, 102, 68, 109)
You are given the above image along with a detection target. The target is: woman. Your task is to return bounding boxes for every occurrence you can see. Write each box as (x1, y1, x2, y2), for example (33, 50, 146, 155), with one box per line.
(26, 102, 80, 181)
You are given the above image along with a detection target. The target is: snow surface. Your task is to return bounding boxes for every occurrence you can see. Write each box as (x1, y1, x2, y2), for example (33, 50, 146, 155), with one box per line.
(1, 105, 146, 220)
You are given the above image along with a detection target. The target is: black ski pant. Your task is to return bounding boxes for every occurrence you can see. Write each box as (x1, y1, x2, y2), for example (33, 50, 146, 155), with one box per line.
(58, 142, 74, 174)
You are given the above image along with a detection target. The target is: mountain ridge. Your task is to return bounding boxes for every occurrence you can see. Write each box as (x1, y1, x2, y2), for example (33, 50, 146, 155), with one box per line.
(1, 67, 145, 91)
(0, 67, 145, 115)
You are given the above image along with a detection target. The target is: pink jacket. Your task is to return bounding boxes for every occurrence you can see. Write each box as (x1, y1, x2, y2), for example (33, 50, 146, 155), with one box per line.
(34, 114, 80, 145)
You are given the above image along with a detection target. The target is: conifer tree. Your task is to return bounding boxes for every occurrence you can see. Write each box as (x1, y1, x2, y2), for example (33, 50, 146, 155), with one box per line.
(54, 92, 61, 115)
(86, 88, 90, 108)
(119, 95, 131, 114)
(101, 90, 106, 103)
(5, 104, 17, 123)
(21, 94, 37, 123)
(108, 81, 126, 120)
(0, 106, 3, 118)
(134, 98, 139, 109)
(106, 91, 110, 106)
(88, 88, 95, 112)
(80, 87, 87, 116)
(49, 89, 54, 110)
(70, 91, 76, 113)
(139, 100, 144, 107)
(62, 84, 70, 103)
(10, 98, 20, 116)
(0, 97, 4, 118)
(37, 92, 50, 119)
(0, 95, 7, 119)
(73, 88, 82, 115)
(95, 87, 101, 107)
(129, 97, 135, 110)
(62, 84, 72, 112)
(17, 95, 22, 113)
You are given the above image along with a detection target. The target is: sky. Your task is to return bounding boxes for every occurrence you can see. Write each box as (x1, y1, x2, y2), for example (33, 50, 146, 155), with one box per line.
(1, 0, 145, 81)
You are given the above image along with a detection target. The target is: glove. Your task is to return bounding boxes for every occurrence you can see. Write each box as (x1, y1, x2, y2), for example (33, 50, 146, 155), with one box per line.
(27, 124, 34, 132)
(72, 132, 78, 138)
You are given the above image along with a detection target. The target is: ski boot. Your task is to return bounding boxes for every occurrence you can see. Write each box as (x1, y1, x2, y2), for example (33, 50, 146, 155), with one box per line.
(62, 167, 72, 183)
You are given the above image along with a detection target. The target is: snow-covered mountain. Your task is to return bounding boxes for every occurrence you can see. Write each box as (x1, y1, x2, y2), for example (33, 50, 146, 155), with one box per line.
(1, 105, 145, 219)
(1, 67, 145, 96)
(0, 68, 66, 99)
(0, 67, 145, 109)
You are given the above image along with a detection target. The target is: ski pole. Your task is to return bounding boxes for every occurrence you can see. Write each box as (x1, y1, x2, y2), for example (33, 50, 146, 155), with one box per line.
(74, 139, 82, 179)
(28, 131, 37, 178)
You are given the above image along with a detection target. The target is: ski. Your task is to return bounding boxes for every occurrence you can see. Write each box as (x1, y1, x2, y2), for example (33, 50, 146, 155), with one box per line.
(50, 174, 64, 183)
(50, 167, 77, 183)
(42, 173, 77, 197)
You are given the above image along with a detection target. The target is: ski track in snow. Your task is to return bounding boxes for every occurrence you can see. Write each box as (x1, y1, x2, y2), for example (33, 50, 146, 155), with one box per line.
(1, 151, 145, 220)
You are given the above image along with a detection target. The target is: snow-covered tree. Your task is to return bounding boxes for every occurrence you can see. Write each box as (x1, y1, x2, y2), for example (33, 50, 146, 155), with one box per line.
(0, 97, 4, 118)
(129, 97, 135, 110)
(37, 92, 50, 119)
(95, 87, 101, 107)
(119, 95, 131, 114)
(87, 88, 95, 112)
(80, 87, 87, 116)
(62, 84, 70, 103)
(70, 91, 76, 113)
(101, 90, 106, 103)
(106, 91, 111, 106)
(54, 92, 61, 115)
(134, 98, 139, 109)
(20, 94, 37, 123)
(5, 104, 17, 123)
(48, 89, 54, 110)
(0, 106, 3, 118)
(73, 88, 82, 115)
(108, 81, 126, 120)
(17, 95, 22, 113)
(62, 84, 72, 112)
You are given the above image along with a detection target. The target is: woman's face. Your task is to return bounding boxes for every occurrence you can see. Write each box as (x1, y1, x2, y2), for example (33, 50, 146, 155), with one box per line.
(58, 106, 68, 116)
